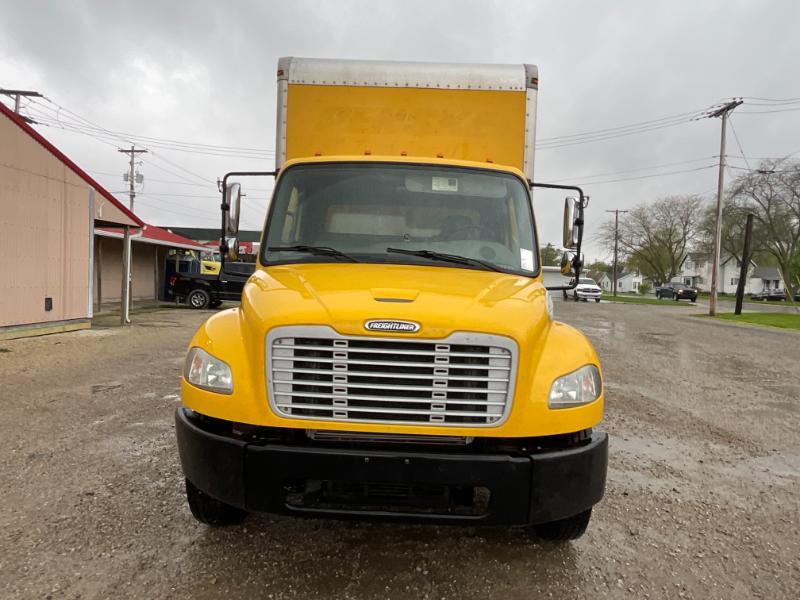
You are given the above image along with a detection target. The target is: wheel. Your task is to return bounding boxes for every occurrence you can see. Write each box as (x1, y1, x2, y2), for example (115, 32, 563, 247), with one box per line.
(187, 288, 211, 309)
(595, 298, 601, 303)
(209, 299, 223, 309)
(573, 292, 579, 302)
(531, 508, 592, 541)
(563, 290, 568, 300)
(185, 479, 247, 526)
(655, 292, 660, 299)
(674, 295, 679, 301)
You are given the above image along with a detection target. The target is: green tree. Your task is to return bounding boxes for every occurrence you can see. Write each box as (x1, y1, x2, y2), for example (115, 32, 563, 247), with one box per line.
(598, 195, 705, 283)
(539, 243, 561, 266)
(586, 260, 610, 273)
(725, 160, 800, 297)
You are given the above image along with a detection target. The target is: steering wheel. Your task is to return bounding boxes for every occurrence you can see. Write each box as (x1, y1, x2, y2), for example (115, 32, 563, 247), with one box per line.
(441, 225, 495, 241)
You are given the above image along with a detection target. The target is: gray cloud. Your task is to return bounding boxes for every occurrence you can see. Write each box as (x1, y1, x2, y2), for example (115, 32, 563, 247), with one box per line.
(2, 0, 799, 256)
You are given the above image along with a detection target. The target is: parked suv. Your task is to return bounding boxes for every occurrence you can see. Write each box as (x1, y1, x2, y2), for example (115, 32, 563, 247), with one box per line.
(564, 277, 602, 302)
(655, 282, 698, 302)
(750, 289, 786, 301)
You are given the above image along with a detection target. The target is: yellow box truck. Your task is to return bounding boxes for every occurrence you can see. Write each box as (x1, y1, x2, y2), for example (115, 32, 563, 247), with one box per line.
(176, 57, 607, 540)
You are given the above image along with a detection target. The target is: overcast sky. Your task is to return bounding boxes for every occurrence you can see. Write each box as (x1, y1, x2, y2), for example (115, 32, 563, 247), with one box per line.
(2, 0, 799, 260)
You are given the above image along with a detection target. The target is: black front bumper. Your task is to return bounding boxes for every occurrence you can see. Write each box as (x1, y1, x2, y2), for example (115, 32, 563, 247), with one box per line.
(175, 408, 608, 526)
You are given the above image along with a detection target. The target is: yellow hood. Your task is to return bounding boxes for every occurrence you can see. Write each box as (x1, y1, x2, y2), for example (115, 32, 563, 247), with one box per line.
(183, 261, 603, 437)
(241, 263, 549, 341)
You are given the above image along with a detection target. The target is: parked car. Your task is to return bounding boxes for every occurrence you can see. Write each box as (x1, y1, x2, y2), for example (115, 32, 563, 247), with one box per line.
(750, 289, 786, 301)
(655, 282, 698, 302)
(563, 277, 602, 302)
(171, 261, 256, 309)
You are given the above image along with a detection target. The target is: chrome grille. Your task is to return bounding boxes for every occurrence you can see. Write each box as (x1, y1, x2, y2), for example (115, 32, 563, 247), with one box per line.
(267, 326, 516, 427)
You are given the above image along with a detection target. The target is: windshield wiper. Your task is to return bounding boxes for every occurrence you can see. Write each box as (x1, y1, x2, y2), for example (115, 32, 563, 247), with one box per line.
(267, 245, 359, 262)
(386, 247, 506, 273)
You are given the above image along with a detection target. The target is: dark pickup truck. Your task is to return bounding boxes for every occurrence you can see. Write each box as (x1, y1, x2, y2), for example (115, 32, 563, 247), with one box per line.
(171, 262, 256, 309)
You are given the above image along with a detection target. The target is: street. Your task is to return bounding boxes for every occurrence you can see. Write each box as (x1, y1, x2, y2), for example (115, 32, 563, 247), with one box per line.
(1, 303, 798, 599)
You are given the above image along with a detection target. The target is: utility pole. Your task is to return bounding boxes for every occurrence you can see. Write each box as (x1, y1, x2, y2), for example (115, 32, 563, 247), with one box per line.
(118, 146, 147, 212)
(706, 99, 743, 316)
(606, 209, 628, 297)
(117, 146, 146, 325)
(0, 89, 42, 123)
(734, 214, 754, 316)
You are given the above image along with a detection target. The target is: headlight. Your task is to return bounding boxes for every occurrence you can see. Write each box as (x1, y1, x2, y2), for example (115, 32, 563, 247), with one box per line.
(548, 364, 602, 409)
(184, 347, 233, 394)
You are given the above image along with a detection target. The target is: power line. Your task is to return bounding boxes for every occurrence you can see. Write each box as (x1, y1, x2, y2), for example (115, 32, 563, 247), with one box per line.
(34, 96, 275, 157)
(536, 117, 694, 150)
(549, 156, 713, 183)
(31, 115, 275, 159)
(572, 164, 717, 186)
(741, 96, 800, 103)
(536, 108, 703, 142)
(728, 116, 751, 170)
(739, 107, 800, 114)
(147, 150, 215, 184)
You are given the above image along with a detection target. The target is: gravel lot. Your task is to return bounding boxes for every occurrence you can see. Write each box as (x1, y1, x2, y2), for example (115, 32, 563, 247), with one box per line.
(1, 301, 798, 599)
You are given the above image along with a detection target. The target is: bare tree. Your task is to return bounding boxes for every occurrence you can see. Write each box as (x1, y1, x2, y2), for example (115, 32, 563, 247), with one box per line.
(598, 195, 705, 283)
(698, 197, 754, 263)
(726, 160, 800, 296)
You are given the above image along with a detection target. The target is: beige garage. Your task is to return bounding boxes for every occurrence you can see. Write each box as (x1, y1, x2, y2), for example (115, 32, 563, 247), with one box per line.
(0, 102, 142, 339)
(94, 225, 207, 306)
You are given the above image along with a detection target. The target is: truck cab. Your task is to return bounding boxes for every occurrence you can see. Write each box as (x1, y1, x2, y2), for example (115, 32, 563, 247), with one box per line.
(176, 57, 607, 540)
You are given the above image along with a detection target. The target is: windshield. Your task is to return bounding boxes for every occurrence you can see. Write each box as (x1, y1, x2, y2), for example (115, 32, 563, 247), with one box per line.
(261, 163, 537, 275)
(579, 278, 597, 285)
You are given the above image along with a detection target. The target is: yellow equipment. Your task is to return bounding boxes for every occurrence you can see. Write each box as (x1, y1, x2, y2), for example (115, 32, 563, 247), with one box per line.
(175, 57, 606, 540)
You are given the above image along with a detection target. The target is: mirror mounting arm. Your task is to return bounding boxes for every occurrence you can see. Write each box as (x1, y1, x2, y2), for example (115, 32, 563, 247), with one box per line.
(219, 170, 278, 269)
(529, 181, 588, 292)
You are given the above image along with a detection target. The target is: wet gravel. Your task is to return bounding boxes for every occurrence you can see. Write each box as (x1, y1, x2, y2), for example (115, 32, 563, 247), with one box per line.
(1, 301, 798, 599)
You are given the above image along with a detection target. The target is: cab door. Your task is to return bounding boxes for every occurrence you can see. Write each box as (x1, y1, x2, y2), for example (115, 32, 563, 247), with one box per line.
(218, 262, 256, 300)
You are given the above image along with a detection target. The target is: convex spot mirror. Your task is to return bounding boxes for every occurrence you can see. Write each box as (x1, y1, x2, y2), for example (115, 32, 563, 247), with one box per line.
(225, 236, 239, 261)
(560, 251, 572, 275)
(560, 251, 585, 276)
(563, 197, 580, 249)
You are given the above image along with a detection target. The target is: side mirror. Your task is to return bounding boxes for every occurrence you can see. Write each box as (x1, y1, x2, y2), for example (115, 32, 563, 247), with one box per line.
(222, 182, 241, 261)
(223, 182, 242, 237)
(563, 197, 579, 249)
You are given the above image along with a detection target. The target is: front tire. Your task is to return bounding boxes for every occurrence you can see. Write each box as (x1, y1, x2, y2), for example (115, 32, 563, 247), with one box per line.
(187, 288, 211, 309)
(185, 479, 247, 526)
(532, 508, 592, 541)
(595, 298, 601, 303)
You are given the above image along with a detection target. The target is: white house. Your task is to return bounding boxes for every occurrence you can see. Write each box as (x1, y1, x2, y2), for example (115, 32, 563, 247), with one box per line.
(597, 270, 643, 293)
(677, 253, 783, 295)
